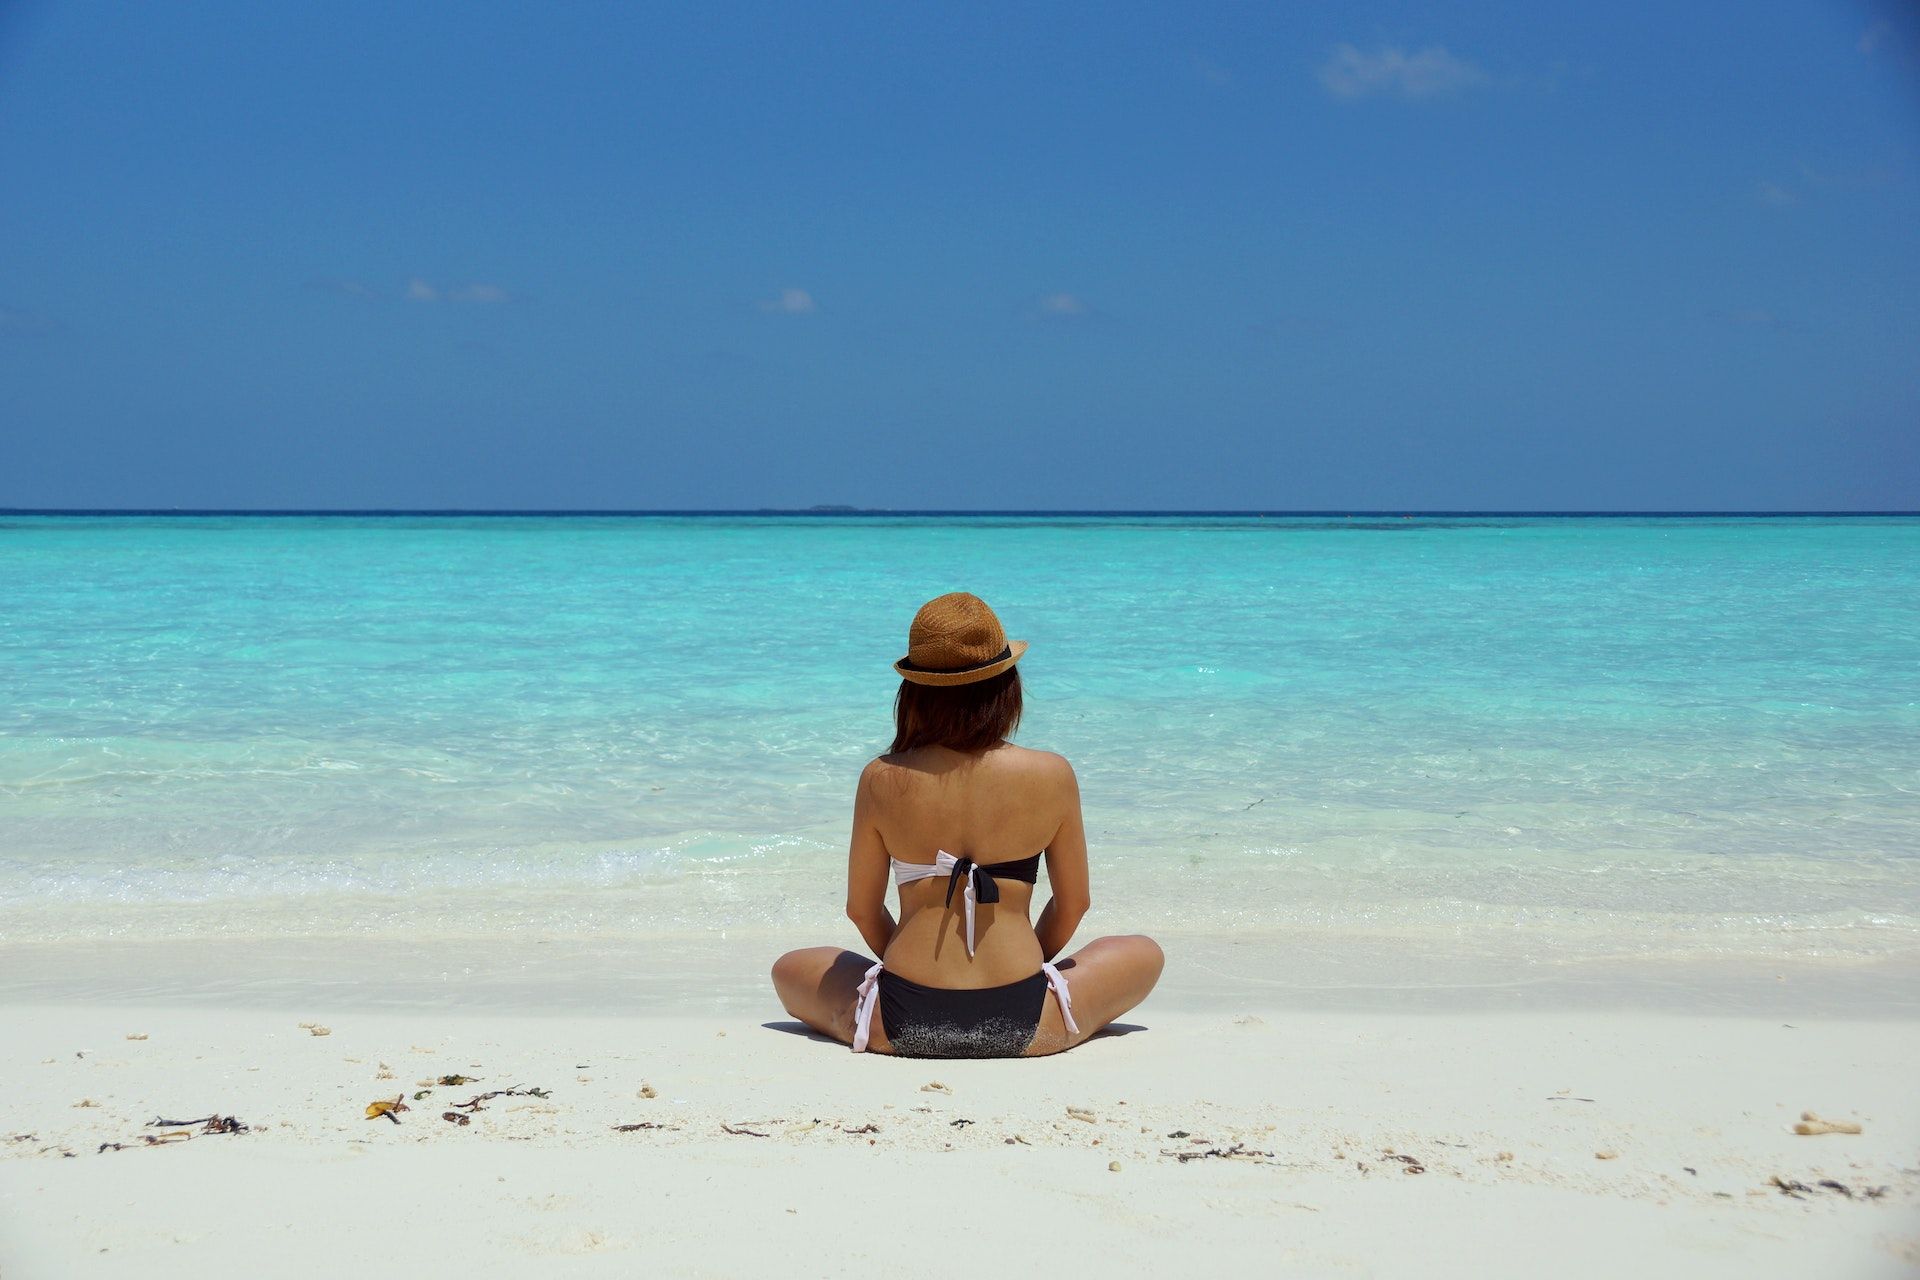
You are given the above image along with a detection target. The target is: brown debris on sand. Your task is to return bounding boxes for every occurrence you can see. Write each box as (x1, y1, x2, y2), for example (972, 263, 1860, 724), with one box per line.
(1160, 1143, 1274, 1164)
(447, 1087, 549, 1114)
(1768, 1175, 1888, 1200)
(1792, 1111, 1862, 1136)
(613, 1122, 676, 1132)
(441, 1111, 471, 1126)
(95, 1116, 247, 1154)
(108, 1132, 191, 1152)
(721, 1123, 770, 1137)
(365, 1097, 408, 1124)
(149, 1115, 248, 1135)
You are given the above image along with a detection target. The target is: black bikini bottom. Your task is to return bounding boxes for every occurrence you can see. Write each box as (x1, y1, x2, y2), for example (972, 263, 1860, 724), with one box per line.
(877, 970, 1047, 1059)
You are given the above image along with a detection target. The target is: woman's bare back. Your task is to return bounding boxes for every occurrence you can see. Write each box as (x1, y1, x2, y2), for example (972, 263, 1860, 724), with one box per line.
(866, 742, 1077, 988)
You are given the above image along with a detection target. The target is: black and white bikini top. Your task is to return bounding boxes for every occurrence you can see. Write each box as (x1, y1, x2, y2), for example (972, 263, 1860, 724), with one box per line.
(889, 850, 1043, 956)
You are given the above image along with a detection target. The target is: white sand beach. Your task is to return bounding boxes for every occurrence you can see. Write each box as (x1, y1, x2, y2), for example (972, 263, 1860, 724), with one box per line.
(4, 972, 1917, 1279)
(5, 0, 1918, 1266)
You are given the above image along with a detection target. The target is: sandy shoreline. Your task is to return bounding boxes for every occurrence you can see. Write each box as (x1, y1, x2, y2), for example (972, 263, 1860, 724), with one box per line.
(6, 930, 1918, 1018)
(4, 996, 1917, 1278)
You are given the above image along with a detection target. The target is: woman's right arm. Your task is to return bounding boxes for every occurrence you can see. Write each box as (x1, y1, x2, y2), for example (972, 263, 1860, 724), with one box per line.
(845, 760, 898, 958)
(1035, 757, 1091, 961)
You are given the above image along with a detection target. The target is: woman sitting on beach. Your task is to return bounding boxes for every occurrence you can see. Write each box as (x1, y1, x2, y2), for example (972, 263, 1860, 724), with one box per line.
(772, 593, 1163, 1056)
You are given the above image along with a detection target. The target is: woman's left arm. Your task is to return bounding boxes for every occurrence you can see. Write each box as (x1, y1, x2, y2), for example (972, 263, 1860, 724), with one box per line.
(1035, 757, 1091, 961)
(845, 761, 897, 958)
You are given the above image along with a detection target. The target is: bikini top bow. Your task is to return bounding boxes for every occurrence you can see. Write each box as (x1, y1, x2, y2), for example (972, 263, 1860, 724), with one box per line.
(891, 850, 1043, 956)
(887, 850, 1003, 956)
(943, 854, 1001, 910)
(938, 851, 997, 955)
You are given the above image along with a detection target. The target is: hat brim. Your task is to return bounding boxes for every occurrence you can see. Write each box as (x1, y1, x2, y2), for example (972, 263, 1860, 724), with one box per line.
(894, 639, 1028, 687)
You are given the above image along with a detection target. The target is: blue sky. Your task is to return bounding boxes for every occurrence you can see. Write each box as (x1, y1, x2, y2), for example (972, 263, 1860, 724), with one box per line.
(1, 1, 1915, 510)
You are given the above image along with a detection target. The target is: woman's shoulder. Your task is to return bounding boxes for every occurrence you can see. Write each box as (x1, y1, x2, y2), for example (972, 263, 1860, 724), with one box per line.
(993, 743, 1076, 780)
(862, 743, 1075, 786)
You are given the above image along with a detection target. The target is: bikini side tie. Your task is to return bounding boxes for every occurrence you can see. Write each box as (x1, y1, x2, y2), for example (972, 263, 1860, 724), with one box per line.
(849, 959, 1080, 1053)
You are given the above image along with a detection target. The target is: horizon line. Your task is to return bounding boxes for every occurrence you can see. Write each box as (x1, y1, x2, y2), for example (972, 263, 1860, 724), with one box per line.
(2, 508, 1918, 519)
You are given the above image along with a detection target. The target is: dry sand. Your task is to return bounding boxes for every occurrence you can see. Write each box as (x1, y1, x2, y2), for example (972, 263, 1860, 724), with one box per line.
(3, 999, 1917, 1278)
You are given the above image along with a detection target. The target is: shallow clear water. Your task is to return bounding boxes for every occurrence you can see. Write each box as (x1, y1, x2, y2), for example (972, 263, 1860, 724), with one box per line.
(2, 515, 1916, 969)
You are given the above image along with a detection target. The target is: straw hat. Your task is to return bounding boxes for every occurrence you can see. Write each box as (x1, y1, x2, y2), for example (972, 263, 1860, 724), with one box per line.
(893, 592, 1028, 686)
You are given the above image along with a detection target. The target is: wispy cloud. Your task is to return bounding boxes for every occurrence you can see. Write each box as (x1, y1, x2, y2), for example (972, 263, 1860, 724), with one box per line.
(309, 277, 512, 305)
(1036, 292, 1088, 318)
(1191, 53, 1234, 89)
(1856, 6, 1920, 64)
(404, 277, 510, 304)
(1797, 160, 1902, 191)
(1752, 162, 1906, 209)
(758, 287, 816, 315)
(448, 283, 510, 304)
(1319, 44, 1486, 100)
(1716, 307, 1783, 330)
(309, 278, 379, 300)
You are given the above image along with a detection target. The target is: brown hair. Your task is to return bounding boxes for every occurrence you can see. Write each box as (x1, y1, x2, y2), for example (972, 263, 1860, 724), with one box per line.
(890, 668, 1022, 754)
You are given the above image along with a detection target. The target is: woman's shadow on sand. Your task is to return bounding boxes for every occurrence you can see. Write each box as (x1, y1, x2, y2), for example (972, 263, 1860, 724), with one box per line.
(761, 1020, 1147, 1046)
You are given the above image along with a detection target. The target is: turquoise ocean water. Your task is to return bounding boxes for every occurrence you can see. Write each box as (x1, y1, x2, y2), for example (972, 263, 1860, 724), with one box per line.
(2, 515, 1917, 977)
